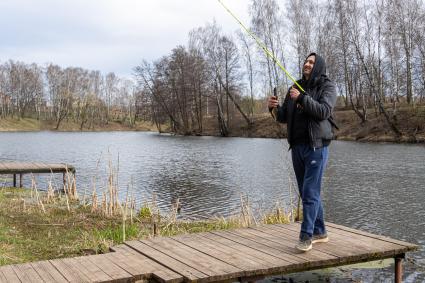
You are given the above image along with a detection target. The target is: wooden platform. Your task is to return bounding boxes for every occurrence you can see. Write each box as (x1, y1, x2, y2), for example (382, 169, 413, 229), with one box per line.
(0, 222, 418, 283)
(0, 161, 75, 187)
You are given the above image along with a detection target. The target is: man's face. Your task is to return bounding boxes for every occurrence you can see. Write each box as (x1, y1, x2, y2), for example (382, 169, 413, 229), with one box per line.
(303, 55, 315, 79)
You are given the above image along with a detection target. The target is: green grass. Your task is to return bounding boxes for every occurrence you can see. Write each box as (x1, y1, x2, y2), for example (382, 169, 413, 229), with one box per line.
(0, 187, 294, 266)
(0, 188, 129, 265)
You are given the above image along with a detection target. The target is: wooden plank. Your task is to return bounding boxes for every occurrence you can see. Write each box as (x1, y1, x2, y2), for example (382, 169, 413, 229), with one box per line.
(30, 261, 68, 283)
(274, 224, 392, 263)
(60, 257, 96, 282)
(211, 230, 304, 264)
(266, 224, 382, 257)
(27, 162, 52, 173)
(48, 163, 71, 171)
(110, 248, 184, 283)
(108, 245, 183, 283)
(248, 224, 413, 272)
(30, 162, 44, 170)
(324, 226, 412, 255)
(1, 162, 22, 173)
(0, 162, 15, 173)
(11, 263, 44, 283)
(30, 262, 57, 283)
(142, 236, 242, 281)
(0, 265, 20, 283)
(2, 162, 15, 168)
(13, 162, 25, 169)
(223, 228, 319, 263)
(0, 269, 8, 282)
(37, 162, 51, 169)
(125, 240, 209, 282)
(73, 256, 113, 282)
(19, 162, 32, 170)
(109, 244, 127, 253)
(274, 224, 404, 256)
(240, 226, 337, 261)
(104, 250, 153, 281)
(27, 162, 37, 170)
(50, 258, 92, 282)
(0, 222, 418, 283)
(200, 232, 295, 268)
(0, 162, 75, 175)
(213, 228, 331, 266)
(172, 232, 277, 275)
(86, 253, 133, 282)
(28, 162, 40, 170)
(173, 232, 264, 269)
(325, 222, 419, 249)
(269, 224, 411, 264)
(272, 223, 409, 255)
(5, 162, 20, 170)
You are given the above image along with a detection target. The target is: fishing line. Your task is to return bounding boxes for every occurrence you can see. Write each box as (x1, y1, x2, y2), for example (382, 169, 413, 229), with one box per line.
(217, 0, 305, 93)
(218, 0, 303, 219)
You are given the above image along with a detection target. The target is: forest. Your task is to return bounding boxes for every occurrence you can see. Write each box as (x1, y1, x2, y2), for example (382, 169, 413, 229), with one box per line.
(1, 0, 424, 139)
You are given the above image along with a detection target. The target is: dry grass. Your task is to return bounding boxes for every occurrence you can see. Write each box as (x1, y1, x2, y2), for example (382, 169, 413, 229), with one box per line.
(2, 106, 425, 143)
(0, 155, 299, 266)
(0, 117, 158, 132)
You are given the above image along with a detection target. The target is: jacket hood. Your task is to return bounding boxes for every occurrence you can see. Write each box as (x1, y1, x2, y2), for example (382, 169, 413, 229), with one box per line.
(302, 52, 327, 89)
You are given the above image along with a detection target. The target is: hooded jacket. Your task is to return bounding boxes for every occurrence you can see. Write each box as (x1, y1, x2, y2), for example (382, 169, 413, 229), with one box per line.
(274, 53, 337, 149)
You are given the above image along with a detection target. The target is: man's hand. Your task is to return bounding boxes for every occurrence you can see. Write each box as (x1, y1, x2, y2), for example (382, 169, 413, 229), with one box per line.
(290, 86, 300, 100)
(268, 96, 279, 109)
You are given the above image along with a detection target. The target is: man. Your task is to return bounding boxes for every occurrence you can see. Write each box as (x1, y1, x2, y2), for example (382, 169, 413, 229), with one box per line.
(268, 53, 337, 252)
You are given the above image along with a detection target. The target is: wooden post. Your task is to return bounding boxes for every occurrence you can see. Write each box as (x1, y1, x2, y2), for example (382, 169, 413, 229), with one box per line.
(153, 223, 158, 236)
(63, 172, 66, 189)
(395, 254, 405, 283)
(19, 174, 23, 188)
(13, 174, 16, 187)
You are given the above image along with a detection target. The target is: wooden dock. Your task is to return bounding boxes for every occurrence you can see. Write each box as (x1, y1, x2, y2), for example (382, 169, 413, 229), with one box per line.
(0, 161, 75, 187)
(0, 222, 418, 283)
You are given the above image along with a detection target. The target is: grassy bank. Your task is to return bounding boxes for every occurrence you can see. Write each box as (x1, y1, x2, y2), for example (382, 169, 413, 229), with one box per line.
(2, 106, 424, 143)
(0, 187, 294, 266)
(0, 117, 157, 132)
(209, 106, 425, 143)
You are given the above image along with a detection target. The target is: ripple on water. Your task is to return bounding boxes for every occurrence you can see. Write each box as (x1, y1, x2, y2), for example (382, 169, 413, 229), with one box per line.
(0, 133, 424, 281)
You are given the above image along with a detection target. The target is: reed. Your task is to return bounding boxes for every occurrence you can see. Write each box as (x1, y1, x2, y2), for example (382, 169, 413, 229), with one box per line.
(0, 182, 296, 265)
(23, 164, 296, 231)
(31, 174, 45, 214)
(3, 153, 297, 263)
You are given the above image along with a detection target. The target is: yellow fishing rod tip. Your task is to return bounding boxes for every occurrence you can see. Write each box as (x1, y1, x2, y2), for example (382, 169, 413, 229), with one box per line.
(217, 0, 304, 91)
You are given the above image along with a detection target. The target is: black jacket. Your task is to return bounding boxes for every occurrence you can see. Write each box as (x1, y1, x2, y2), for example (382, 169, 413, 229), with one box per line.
(274, 53, 337, 149)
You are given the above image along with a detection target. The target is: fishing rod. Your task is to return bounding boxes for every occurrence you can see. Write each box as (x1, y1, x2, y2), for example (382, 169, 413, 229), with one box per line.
(217, 0, 305, 93)
(217, 0, 340, 130)
(218, 0, 305, 219)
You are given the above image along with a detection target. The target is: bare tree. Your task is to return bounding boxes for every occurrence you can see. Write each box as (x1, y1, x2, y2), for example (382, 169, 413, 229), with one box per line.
(2, 61, 44, 119)
(287, 0, 314, 74)
(104, 72, 118, 122)
(134, 59, 182, 132)
(237, 31, 256, 118)
(250, 0, 288, 93)
(390, 0, 422, 105)
(346, 1, 402, 136)
(46, 65, 76, 130)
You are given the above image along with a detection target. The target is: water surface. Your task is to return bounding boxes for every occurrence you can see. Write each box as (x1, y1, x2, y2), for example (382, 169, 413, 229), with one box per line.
(0, 131, 424, 282)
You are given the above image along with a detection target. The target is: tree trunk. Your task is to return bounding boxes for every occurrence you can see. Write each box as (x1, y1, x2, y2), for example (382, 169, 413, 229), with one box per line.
(216, 74, 252, 126)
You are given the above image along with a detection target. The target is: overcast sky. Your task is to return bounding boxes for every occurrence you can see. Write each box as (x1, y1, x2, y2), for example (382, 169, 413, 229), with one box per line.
(0, 0, 250, 78)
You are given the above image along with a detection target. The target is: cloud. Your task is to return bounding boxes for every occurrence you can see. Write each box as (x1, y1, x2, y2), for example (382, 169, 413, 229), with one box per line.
(0, 0, 250, 77)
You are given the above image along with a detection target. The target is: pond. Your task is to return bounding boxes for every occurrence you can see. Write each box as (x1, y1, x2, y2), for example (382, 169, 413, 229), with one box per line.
(0, 131, 424, 282)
